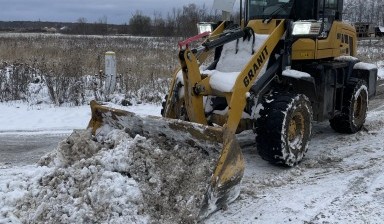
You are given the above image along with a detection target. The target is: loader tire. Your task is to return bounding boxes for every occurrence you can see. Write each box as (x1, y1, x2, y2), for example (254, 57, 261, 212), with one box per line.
(256, 93, 312, 167)
(330, 79, 368, 134)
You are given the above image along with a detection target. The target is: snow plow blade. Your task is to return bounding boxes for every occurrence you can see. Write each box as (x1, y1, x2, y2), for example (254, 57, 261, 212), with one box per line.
(88, 100, 244, 221)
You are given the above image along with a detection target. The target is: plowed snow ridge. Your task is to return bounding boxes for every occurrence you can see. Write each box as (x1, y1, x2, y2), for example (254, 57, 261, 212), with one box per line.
(1, 124, 219, 223)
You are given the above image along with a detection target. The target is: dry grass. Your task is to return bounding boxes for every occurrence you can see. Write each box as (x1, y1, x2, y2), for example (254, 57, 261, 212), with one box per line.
(0, 33, 182, 104)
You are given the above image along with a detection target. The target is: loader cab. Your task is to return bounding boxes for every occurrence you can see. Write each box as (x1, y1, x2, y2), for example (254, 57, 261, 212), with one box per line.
(247, 0, 294, 19)
(246, 0, 343, 23)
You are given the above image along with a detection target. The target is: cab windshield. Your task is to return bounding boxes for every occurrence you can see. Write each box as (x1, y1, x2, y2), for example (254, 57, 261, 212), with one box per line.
(248, 0, 294, 20)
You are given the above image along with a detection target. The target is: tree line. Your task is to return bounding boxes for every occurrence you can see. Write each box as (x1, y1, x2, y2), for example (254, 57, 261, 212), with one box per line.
(64, 1, 384, 37)
(60, 4, 221, 37)
(127, 1, 384, 37)
(343, 0, 384, 25)
(128, 4, 221, 37)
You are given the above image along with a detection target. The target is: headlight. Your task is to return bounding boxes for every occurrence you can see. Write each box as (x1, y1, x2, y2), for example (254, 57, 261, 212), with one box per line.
(197, 22, 216, 34)
(292, 21, 322, 36)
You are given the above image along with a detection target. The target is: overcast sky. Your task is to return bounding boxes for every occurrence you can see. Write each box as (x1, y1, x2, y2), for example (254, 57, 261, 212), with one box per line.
(1, 0, 221, 24)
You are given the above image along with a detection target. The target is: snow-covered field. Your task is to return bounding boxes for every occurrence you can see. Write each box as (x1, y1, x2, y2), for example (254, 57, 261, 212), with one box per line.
(1, 94, 384, 223)
(0, 102, 161, 134)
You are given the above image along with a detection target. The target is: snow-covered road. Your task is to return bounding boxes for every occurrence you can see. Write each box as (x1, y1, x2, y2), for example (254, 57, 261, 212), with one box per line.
(207, 83, 384, 223)
(208, 112, 384, 223)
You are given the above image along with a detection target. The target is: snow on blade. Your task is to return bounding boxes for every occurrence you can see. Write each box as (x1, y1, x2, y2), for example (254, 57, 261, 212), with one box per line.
(91, 118, 222, 223)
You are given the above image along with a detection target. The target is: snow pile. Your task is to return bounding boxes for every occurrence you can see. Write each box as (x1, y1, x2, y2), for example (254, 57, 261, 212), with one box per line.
(1, 124, 219, 223)
(1, 130, 148, 223)
(0, 166, 51, 223)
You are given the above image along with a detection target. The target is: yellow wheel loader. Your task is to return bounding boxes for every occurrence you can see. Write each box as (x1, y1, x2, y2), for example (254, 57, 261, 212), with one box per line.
(89, 0, 378, 221)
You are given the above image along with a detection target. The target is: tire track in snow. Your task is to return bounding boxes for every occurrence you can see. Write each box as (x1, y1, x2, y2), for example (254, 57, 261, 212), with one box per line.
(309, 162, 384, 223)
(206, 107, 384, 223)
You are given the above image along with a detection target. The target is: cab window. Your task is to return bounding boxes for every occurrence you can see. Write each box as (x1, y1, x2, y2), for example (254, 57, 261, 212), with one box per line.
(320, 0, 337, 9)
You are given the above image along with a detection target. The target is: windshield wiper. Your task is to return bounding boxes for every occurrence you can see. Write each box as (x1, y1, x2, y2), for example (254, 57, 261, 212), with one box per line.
(263, 3, 291, 23)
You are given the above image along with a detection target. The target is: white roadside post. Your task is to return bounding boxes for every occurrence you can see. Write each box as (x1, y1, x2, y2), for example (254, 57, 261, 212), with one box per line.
(104, 51, 116, 97)
(213, 0, 236, 20)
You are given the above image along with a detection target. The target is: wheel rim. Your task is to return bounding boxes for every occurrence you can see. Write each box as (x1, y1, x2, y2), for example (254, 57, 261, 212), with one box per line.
(288, 111, 305, 150)
(353, 89, 367, 125)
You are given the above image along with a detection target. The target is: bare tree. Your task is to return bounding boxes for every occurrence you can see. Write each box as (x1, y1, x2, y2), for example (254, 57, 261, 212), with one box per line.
(152, 11, 166, 36)
(95, 16, 108, 35)
(75, 17, 88, 35)
(129, 11, 152, 36)
(344, 0, 384, 25)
